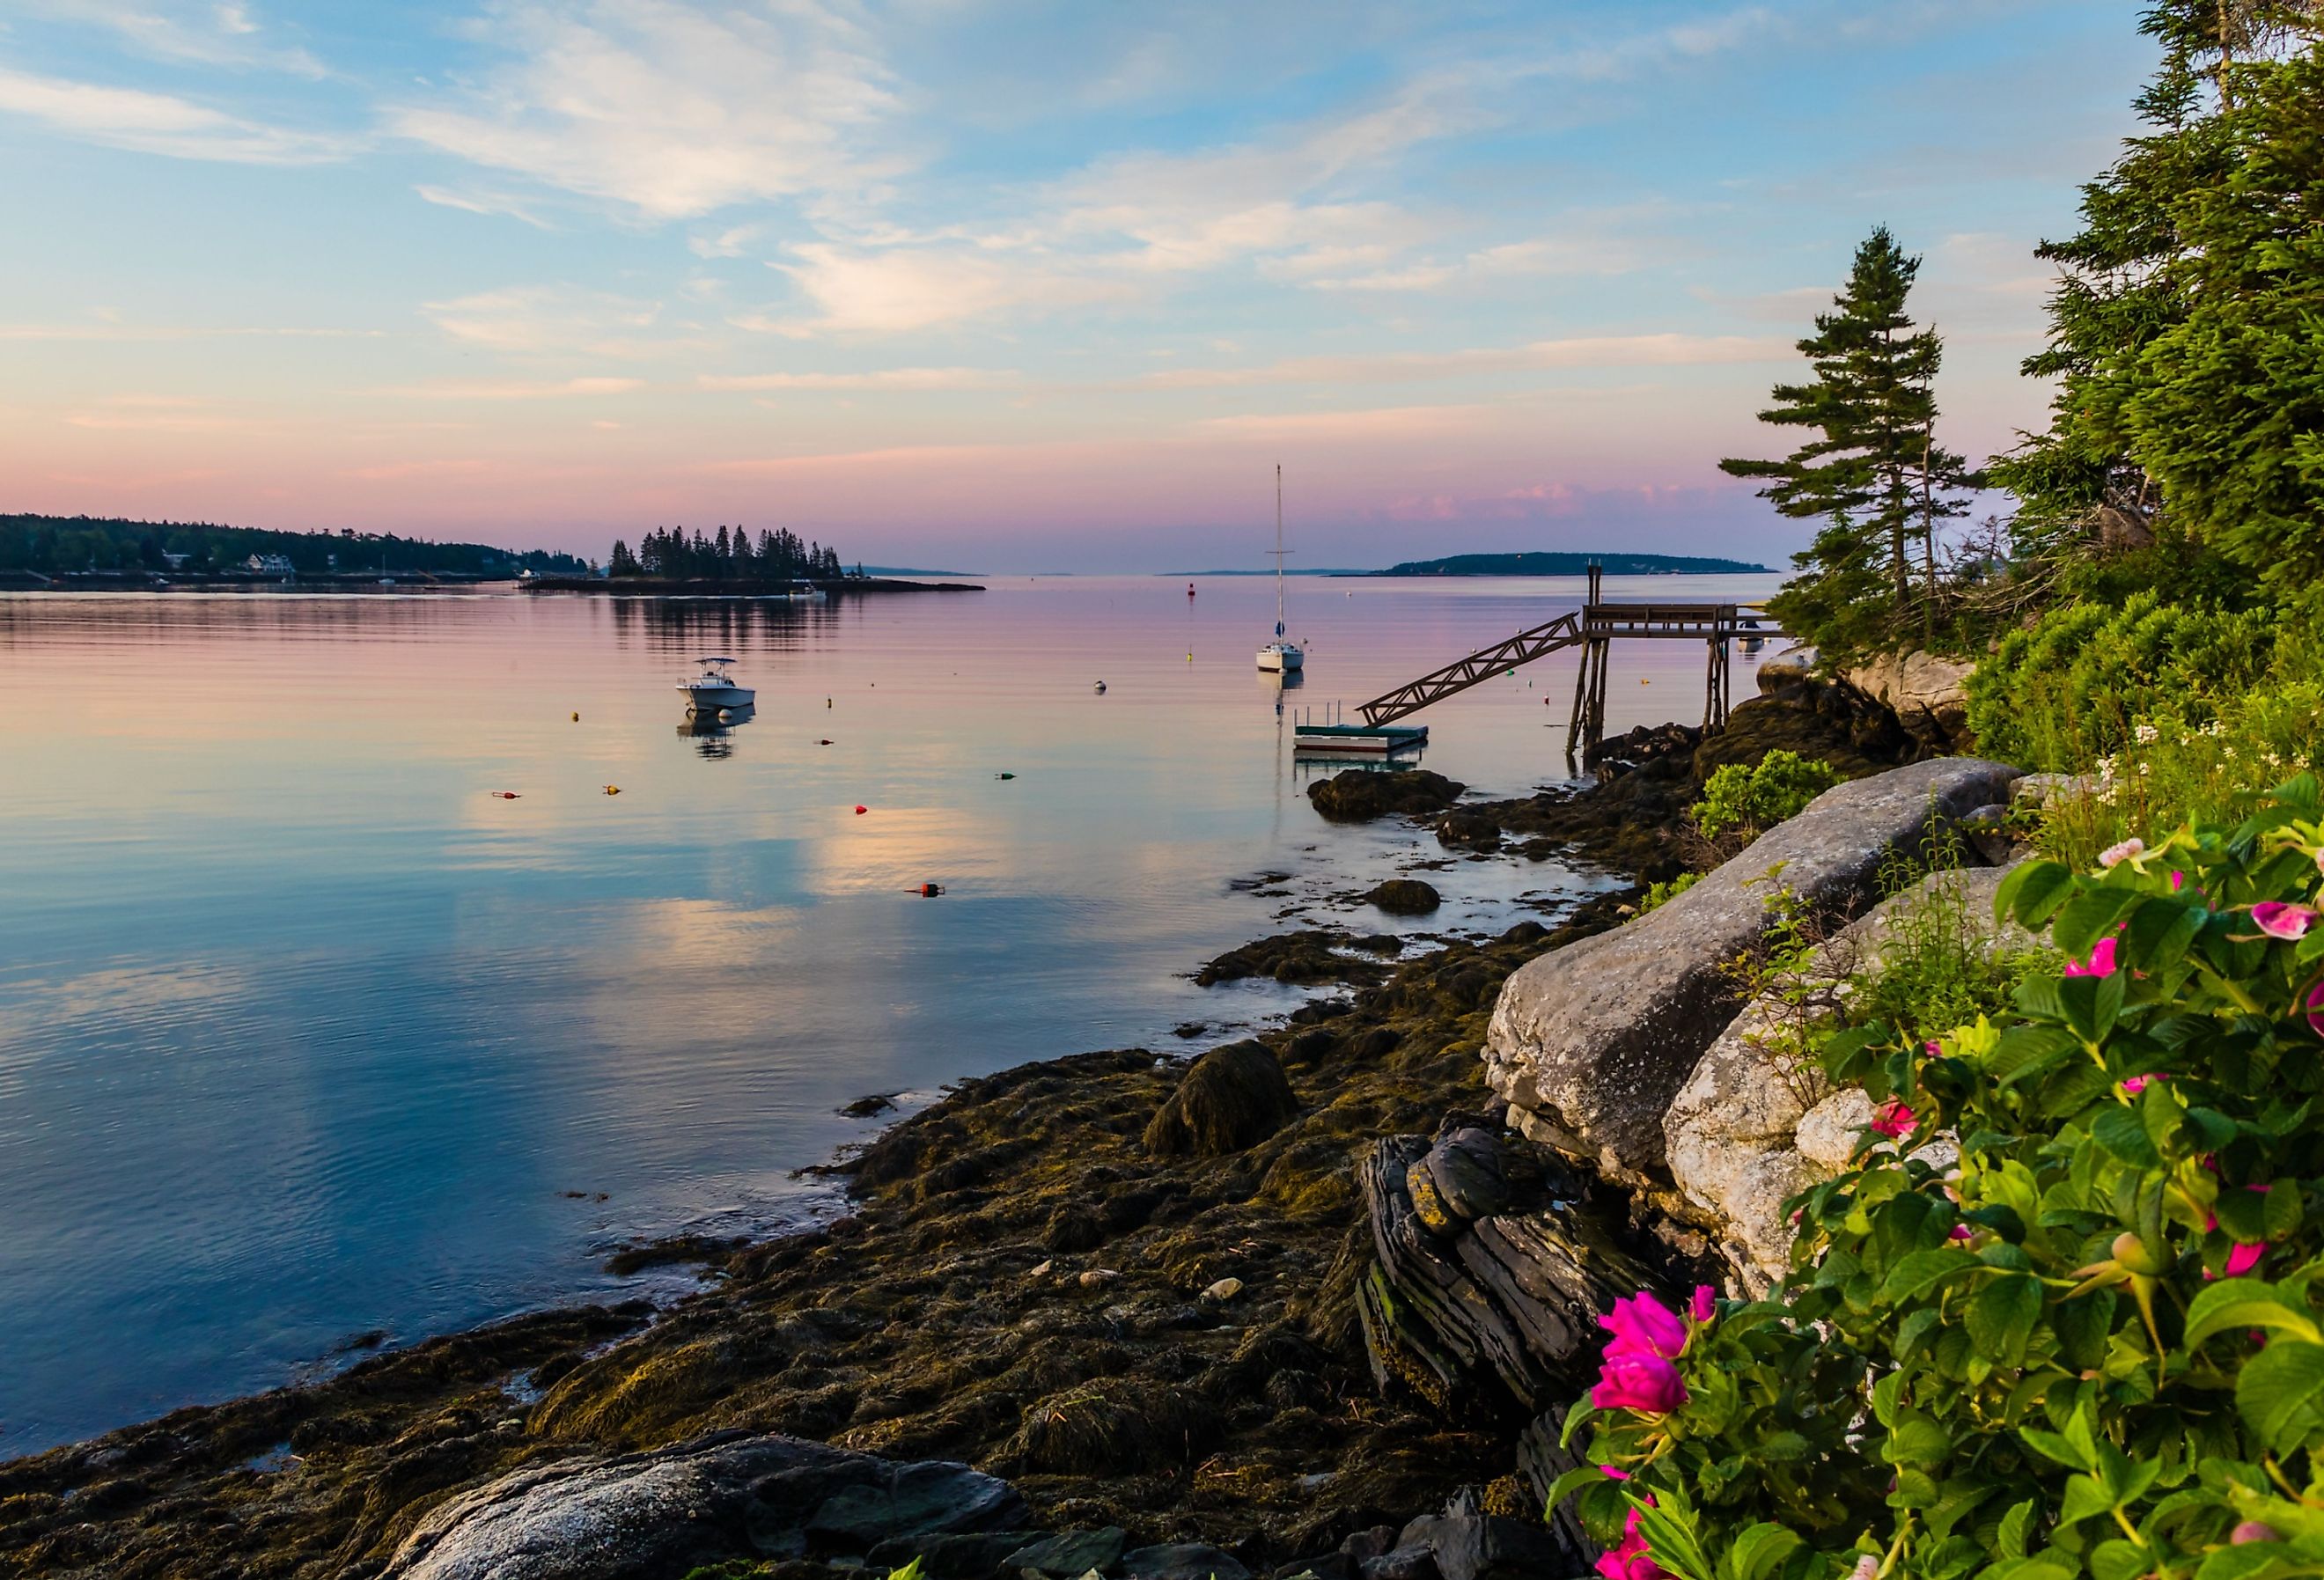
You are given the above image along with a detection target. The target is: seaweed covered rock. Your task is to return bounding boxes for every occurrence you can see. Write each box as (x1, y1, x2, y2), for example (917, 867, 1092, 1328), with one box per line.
(1365, 879, 1442, 915)
(1309, 769, 1465, 823)
(1195, 930, 1392, 988)
(381, 1429, 1027, 1580)
(1144, 1040, 1299, 1157)
(1483, 758, 2022, 1179)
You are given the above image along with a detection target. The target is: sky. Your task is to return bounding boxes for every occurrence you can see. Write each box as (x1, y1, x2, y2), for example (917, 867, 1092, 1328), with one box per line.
(0, 2, 2156, 572)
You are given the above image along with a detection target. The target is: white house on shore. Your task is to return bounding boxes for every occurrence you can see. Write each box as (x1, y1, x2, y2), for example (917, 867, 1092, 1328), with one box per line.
(245, 554, 294, 576)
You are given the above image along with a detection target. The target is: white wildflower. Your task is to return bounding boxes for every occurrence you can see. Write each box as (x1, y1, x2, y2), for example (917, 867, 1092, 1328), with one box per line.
(2134, 723, 2159, 745)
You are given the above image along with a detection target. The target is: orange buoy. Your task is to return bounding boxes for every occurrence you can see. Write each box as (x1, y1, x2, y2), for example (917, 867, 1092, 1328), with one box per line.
(603, 785, 621, 796)
(854, 805, 868, 814)
(491, 791, 520, 799)
(571, 711, 579, 722)
(918, 883, 945, 897)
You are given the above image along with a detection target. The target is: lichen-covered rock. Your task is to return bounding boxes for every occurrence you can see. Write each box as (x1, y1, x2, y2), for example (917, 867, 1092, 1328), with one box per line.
(1482, 758, 2022, 1179)
(1366, 878, 1443, 915)
(1844, 650, 1977, 750)
(1144, 1040, 1300, 1157)
(381, 1430, 1027, 1580)
(1661, 863, 2034, 1290)
(1309, 768, 1465, 822)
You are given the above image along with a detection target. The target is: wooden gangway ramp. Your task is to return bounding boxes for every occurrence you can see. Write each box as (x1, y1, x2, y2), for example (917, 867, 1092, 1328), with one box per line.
(1353, 567, 1779, 753)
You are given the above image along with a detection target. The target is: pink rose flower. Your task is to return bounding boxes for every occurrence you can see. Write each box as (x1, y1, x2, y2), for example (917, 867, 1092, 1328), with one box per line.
(2252, 901, 2319, 940)
(2100, 838, 2144, 868)
(2307, 980, 2324, 1038)
(2063, 937, 2118, 977)
(2235, 1522, 2283, 1547)
(1596, 1508, 1668, 1580)
(2170, 871, 2185, 892)
(2121, 1073, 2166, 1097)
(1689, 1284, 1717, 1324)
(1592, 1353, 1688, 1414)
(1871, 1099, 1916, 1139)
(1600, 1465, 1629, 1481)
(1601, 1292, 1687, 1361)
(1948, 1224, 1974, 1242)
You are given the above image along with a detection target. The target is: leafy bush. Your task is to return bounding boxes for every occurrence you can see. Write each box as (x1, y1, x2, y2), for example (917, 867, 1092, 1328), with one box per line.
(1964, 595, 2276, 773)
(1693, 753, 1841, 843)
(1557, 780, 2324, 1580)
(2036, 679, 2324, 871)
(1641, 871, 1703, 914)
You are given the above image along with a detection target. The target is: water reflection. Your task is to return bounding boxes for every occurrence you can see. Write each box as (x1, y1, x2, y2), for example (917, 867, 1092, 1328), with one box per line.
(676, 702, 754, 759)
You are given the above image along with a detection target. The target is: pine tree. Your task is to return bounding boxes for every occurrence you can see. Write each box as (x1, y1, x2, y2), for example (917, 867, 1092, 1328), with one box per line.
(1721, 225, 1975, 658)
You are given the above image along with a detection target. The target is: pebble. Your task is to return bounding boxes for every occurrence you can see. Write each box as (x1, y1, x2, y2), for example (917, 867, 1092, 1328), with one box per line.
(1077, 1268, 1119, 1288)
(1029, 1260, 1053, 1278)
(1202, 1277, 1243, 1302)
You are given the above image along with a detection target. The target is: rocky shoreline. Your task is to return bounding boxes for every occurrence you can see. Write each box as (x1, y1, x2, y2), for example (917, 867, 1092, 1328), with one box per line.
(0, 680, 1916, 1580)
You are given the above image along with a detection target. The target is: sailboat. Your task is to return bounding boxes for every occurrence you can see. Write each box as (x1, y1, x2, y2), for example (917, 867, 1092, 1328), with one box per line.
(1256, 465, 1305, 672)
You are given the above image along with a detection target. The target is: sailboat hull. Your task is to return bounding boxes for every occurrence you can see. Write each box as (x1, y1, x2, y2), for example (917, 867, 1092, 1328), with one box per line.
(1256, 643, 1303, 672)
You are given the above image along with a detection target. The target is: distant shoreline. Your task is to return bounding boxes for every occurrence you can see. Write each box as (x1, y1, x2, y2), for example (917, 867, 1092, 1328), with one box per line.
(1360, 552, 1771, 577)
(525, 575, 984, 594)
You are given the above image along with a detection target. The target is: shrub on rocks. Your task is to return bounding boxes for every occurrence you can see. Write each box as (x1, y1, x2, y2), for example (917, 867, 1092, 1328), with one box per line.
(1554, 781, 2324, 1580)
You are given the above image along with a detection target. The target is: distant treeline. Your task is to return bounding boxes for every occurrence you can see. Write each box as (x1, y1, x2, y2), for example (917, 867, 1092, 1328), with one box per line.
(1372, 551, 1770, 577)
(610, 525, 855, 582)
(0, 514, 586, 577)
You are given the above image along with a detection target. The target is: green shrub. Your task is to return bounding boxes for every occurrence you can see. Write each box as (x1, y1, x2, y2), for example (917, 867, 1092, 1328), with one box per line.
(2036, 678, 2324, 870)
(1965, 594, 2276, 773)
(1641, 871, 1703, 914)
(1555, 779, 2324, 1580)
(1692, 753, 1840, 842)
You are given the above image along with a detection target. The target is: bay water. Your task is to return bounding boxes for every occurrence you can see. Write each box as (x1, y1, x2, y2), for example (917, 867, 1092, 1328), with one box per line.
(0, 571, 1776, 1456)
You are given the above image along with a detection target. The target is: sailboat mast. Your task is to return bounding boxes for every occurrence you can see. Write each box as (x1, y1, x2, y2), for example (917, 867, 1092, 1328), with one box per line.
(1274, 464, 1285, 638)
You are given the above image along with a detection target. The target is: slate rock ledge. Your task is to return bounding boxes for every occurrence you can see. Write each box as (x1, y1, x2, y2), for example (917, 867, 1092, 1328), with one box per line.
(1482, 757, 2022, 1179)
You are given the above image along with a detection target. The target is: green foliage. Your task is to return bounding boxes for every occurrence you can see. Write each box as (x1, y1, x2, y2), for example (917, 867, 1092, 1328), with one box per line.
(1723, 227, 1980, 661)
(620, 525, 844, 581)
(2035, 679, 2324, 870)
(1963, 594, 2277, 772)
(1641, 871, 1703, 914)
(1560, 782, 2324, 1580)
(1693, 753, 1841, 843)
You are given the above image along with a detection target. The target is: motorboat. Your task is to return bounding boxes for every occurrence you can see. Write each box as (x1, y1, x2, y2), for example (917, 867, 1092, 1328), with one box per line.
(1256, 464, 1305, 672)
(679, 656, 755, 711)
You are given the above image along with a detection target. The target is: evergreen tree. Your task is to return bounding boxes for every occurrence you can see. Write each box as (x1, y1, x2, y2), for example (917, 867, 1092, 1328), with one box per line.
(1721, 225, 1976, 658)
(608, 539, 641, 577)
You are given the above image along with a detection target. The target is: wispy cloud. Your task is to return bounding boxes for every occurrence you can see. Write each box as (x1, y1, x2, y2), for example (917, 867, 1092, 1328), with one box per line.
(387, 0, 906, 220)
(0, 320, 384, 341)
(0, 64, 347, 163)
(378, 376, 644, 401)
(414, 184, 554, 230)
(700, 367, 1017, 392)
(420, 285, 666, 356)
(18, 0, 329, 77)
(1142, 334, 1787, 390)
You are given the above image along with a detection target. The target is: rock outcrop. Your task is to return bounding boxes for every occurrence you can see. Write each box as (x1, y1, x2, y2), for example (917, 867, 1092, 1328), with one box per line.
(1309, 769, 1466, 822)
(382, 1429, 1028, 1580)
(1482, 758, 2023, 1179)
(1843, 650, 1977, 752)
(1366, 878, 1443, 915)
(1660, 863, 2036, 1290)
(1143, 1040, 1299, 1157)
(1357, 1126, 1660, 1413)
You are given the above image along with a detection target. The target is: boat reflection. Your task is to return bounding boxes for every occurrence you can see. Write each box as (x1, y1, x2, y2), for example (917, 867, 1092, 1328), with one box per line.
(676, 702, 754, 759)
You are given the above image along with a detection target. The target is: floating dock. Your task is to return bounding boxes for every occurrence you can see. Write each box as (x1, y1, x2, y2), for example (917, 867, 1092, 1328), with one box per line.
(1292, 721, 1429, 755)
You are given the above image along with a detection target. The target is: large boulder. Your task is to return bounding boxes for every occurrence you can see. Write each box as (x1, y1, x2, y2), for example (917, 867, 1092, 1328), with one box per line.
(1366, 878, 1443, 915)
(1144, 1040, 1299, 1157)
(382, 1430, 1028, 1580)
(1482, 758, 2021, 1179)
(1662, 863, 2035, 1292)
(1844, 650, 1977, 751)
(1309, 768, 1465, 822)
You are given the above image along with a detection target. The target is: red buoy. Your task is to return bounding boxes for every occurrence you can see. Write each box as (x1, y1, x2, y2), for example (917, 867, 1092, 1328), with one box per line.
(491, 791, 520, 799)
(854, 805, 868, 814)
(918, 883, 945, 897)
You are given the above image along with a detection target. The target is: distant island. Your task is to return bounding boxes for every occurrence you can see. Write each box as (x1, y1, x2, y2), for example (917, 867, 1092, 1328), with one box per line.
(0, 512, 587, 583)
(1364, 551, 1770, 577)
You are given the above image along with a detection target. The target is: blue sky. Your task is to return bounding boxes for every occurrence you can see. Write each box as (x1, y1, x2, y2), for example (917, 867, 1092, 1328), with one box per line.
(0, 3, 2153, 570)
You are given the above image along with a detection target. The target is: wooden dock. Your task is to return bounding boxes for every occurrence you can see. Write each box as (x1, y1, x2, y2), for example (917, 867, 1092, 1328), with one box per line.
(1352, 566, 1779, 753)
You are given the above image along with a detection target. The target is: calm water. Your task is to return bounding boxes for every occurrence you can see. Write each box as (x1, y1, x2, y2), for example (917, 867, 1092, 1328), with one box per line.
(0, 572, 1776, 1456)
